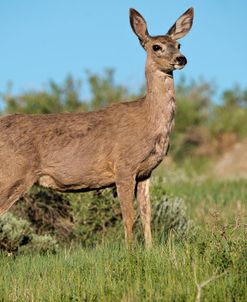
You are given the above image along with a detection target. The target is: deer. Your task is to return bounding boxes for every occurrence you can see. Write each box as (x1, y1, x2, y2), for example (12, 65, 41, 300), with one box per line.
(0, 7, 194, 247)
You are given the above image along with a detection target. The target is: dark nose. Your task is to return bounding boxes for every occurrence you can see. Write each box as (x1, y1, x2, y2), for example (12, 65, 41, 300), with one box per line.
(176, 56, 187, 65)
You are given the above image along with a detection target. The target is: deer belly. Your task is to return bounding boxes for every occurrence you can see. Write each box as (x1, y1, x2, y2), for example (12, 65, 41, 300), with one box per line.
(137, 133, 169, 178)
(38, 159, 115, 191)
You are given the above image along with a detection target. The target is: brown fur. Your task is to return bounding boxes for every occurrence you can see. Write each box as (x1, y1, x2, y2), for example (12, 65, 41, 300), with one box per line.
(0, 7, 194, 246)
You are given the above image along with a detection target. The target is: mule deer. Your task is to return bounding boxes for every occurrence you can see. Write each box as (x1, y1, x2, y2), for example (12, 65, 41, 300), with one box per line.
(0, 7, 193, 246)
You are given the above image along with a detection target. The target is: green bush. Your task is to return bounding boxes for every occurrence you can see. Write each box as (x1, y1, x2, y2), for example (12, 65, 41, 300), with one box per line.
(68, 189, 123, 246)
(70, 181, 190, 246)
(0, 212, 58, 254)
(29, 234, 58, 254)
(0, 212, 33, 253)
(12, 186, 75, 242)
(151, 195, 189, 242)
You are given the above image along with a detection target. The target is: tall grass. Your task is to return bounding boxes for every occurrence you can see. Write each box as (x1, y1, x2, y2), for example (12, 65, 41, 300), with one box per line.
(0, 238, 246, 302)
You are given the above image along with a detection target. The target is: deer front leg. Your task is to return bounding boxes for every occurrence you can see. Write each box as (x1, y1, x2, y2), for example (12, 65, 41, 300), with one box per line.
(116, 177, 136, 246)
(137, 178, 152, 247)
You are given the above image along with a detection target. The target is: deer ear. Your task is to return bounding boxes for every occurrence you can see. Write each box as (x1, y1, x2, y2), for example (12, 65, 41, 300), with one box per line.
(129, 8, 149, 48)
(167, 7, 194, 40)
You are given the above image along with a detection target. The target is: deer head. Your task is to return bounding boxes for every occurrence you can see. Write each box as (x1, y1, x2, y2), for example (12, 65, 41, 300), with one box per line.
(129, 7, 194, 73)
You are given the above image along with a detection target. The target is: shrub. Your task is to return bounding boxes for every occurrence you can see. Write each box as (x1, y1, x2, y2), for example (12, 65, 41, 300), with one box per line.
(70, 183, 190, 245)
(0, 212, 33, 253)
(29, 234, 58, 254)
(69, 189, 123, 246)
(12, 186, 75, 242)
(0, 212, 58, 254)
(152, 195, 189, 242)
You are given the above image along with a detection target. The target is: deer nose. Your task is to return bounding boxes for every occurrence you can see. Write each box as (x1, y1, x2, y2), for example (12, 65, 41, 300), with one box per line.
(176, 56, 187, 66)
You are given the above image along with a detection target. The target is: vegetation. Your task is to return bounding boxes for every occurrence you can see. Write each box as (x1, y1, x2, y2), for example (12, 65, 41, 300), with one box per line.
(0, 178, 246, 301)
(0, 212, 58, 254)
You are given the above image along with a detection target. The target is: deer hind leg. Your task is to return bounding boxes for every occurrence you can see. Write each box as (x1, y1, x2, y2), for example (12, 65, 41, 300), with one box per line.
(137, 178, 152, 247)
(0, 175, 35, 216)
(116, 176, 136, 246)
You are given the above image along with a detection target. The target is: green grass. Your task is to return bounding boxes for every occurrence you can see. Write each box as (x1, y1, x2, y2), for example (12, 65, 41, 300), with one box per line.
(0, 178, 247, 302)
(152, 177, 247, 223)
(0, 239, 246, 302)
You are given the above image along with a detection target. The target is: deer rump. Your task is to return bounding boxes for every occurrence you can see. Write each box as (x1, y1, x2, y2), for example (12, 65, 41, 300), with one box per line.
(0, 100, 169, 193)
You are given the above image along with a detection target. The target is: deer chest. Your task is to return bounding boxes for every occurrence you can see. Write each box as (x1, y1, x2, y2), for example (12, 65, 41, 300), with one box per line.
(137, 98, 176, 178)
(137, 132, 170, 179)
(150, 132, 170, 165)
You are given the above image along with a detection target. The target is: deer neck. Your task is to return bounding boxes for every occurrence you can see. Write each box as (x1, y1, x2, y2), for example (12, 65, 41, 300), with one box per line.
(144, 60, 176, 130)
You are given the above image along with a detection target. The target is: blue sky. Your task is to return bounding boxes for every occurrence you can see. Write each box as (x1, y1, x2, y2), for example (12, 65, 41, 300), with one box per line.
(0, 0, 247, 101)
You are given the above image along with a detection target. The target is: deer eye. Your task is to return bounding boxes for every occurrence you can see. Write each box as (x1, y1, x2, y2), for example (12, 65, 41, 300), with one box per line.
(152, 44, 162, 51)
(178, 44, 181, 49)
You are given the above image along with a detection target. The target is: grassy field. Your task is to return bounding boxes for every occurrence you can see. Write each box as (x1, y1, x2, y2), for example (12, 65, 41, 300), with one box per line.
(0, 177, 246, 302)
